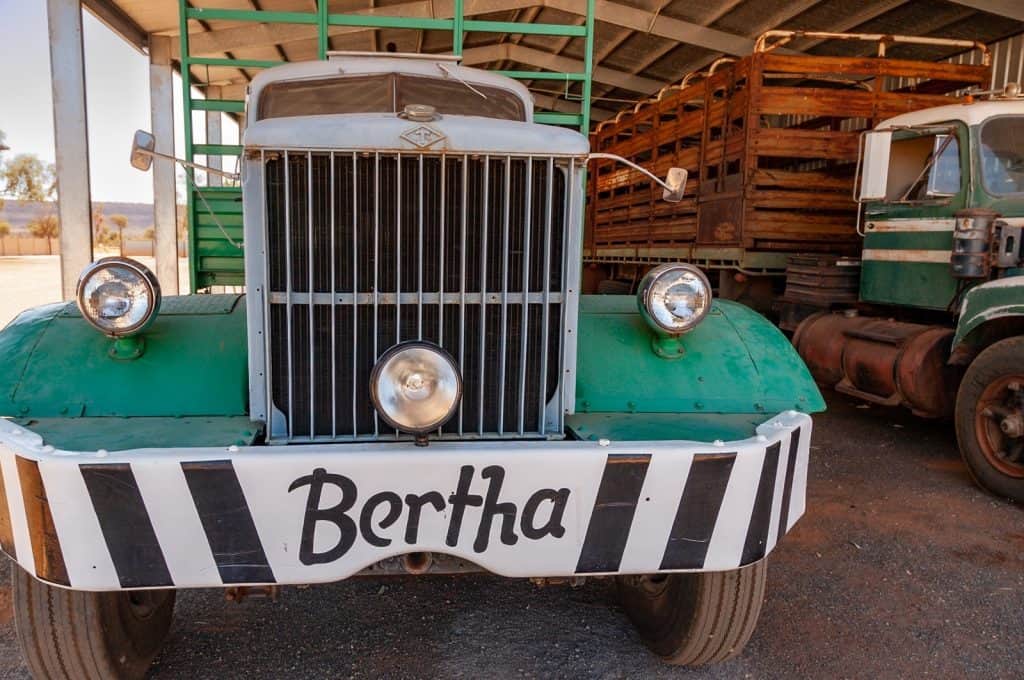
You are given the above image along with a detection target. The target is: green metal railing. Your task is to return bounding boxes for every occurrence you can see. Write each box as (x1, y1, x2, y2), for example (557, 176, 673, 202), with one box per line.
(177, 0, 596, 289)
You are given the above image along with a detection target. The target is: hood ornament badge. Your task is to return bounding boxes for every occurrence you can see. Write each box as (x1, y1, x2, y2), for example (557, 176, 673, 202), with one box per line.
(401, 125, 446, 149)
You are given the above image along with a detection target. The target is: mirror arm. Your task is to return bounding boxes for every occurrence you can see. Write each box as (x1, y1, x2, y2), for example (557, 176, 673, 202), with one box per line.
(141, 148, 240, 182)
(585, 153, 680, 195)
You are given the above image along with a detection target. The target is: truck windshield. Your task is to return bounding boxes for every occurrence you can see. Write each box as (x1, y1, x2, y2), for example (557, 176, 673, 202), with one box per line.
(257, 73, 526, 121)
(980, 116, 1024, 195)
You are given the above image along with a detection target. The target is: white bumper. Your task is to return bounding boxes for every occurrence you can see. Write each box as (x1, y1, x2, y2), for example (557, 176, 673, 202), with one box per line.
(0, 411, 810, 591)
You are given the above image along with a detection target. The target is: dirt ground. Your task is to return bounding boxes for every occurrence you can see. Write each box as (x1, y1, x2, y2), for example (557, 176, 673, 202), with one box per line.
(0, 396, 1019, 678)
(0, 256, 1020, 678)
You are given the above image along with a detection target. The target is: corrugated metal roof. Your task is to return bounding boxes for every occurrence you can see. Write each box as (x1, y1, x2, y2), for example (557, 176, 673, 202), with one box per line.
(86, 0, 1024, 122)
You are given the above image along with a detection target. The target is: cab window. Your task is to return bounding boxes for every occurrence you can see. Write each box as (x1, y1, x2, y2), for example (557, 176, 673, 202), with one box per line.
(258, 73, 526, 122)
(980, 116, 1024, 196)
(883, 131, 961, 202)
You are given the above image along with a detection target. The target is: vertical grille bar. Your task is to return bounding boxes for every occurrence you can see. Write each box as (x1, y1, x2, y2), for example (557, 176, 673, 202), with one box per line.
(478, 155, 490, 437)
(518, 157, 533, 435)
(497, 155, 511, 435)
(307, 152, 315, 438)
(438, 154, 446, 347)
(373, 152, 380, 437)
(351, 152, 358, 438)
(418, 155, 424, 338)
(539, 156, 554, 435)
(458, 154, 467, 437)
(329, 152, 336, 439)
(284, 150, 294, 437)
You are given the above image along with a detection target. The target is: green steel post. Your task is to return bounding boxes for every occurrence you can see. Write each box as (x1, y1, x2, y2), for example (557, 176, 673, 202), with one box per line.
(318, 0, 328, 59)
(179, 0, 197, 293)
(452, 0, 464, 56)
(581, 0, 595, 133)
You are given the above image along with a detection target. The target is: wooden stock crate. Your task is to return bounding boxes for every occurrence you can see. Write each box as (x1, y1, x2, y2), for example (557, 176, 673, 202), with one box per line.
(587, 39, 991, 260)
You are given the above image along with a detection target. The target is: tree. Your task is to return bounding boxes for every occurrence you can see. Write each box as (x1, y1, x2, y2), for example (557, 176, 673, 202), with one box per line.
(27, 214, 59, 254)
(110, 214, 128, 254)
(0, 220, 10, 238)
(142, 226, 155, 240)
(28, 214, 59, 239)
(2, 154, 55, 202)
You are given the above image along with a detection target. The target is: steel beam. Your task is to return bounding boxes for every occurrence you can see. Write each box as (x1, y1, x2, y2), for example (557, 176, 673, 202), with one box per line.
(947, 0, 1024, 21)
(47, 0, 94, 301)
(150, 35, 179, 296)
(81, 0, 148, 53)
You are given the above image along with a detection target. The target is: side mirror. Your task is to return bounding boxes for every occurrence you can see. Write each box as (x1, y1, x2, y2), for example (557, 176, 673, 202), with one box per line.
(857, 130, 892, 202)
(130, 130, 156, 172)
(662, 167, 688, 202)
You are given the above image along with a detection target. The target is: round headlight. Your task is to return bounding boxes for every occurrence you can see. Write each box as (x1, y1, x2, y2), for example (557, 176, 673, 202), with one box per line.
(638, 263, 712, 334)
(370, 342, 462, 435)
(76, 257, 161, 337)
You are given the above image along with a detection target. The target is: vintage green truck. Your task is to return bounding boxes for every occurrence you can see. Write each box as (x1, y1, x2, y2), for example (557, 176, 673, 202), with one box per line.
(0, 54, 823, 677)
(793, 95, 1024, 502)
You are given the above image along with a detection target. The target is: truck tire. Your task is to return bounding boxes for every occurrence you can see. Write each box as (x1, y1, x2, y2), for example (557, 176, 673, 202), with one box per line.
(13, 565, 175, 680)
(955, 336, 1024, 502)
(616, 559, 767, 665)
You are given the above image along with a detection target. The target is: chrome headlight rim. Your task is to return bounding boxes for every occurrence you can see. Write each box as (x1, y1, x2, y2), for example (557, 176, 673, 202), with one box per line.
(369, 341, 463, 435)
(638, 263, 712, 335)
(75, 257, 162, 337)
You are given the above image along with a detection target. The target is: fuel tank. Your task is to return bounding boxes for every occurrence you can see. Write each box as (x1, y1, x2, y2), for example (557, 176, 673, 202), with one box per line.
(792, 312, 963, 418)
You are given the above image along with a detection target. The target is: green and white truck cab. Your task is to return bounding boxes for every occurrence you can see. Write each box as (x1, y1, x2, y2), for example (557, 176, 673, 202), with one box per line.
(0, 55, 823, 676)
(795, 94, 1024, 501)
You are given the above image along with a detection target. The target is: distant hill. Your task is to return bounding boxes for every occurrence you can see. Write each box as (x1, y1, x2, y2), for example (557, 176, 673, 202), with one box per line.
(0, 200, 155, 235)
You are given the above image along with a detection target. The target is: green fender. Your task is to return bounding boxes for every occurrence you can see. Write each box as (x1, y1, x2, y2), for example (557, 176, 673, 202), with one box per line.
(953, 275, 1024, 349)
(574, 295, 825, 419)
(0, 295, 248, 419)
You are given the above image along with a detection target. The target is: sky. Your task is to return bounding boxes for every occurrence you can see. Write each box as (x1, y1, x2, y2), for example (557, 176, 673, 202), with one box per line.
(0, 1, 237, 204)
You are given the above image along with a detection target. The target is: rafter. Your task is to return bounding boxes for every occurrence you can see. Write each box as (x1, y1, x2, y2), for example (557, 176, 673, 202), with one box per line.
(462, 43, 664, 93)
(174, 0, 761, 59)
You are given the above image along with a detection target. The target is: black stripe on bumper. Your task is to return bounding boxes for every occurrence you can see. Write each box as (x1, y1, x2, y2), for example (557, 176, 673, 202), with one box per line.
(575, 454, 651, 574)
(80, 463, 173, 588)
(660, 452, 736, 570)
(741, 442, 781, 565)
(182, 460, 276, 584)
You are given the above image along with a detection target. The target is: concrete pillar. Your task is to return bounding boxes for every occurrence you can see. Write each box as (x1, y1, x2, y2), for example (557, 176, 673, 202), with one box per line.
(46, 0, 93, 300)
(206, 86, 223, 188)
(149, 35, 179, 295)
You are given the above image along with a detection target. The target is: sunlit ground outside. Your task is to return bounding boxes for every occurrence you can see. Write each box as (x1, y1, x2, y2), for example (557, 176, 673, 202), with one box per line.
(0, 255, 192, 328)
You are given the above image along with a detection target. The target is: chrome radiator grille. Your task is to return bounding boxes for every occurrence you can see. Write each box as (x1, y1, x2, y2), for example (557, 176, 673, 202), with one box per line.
(261, 150, 572, 442)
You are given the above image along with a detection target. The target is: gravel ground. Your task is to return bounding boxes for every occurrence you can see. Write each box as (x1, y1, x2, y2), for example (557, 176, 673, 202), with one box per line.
(0, 393, 1020, 678)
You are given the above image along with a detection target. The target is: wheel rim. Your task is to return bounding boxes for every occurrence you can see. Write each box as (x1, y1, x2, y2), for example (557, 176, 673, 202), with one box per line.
(974, 374, 1024, 478)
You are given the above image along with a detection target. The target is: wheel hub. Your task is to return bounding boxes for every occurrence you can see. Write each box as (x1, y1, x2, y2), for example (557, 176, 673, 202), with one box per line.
(976, 376, 1024, 477)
